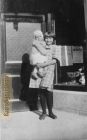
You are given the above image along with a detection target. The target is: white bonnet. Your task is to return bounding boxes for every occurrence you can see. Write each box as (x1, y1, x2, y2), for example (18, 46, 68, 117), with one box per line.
(33, 30, 43, 37)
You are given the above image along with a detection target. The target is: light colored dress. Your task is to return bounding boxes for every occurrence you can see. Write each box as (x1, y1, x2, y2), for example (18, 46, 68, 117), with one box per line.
(29, 44, 58, 91)
(30, 44, 48, 65)
(30, 40, 48, 78)
(40, 45, 58, 91)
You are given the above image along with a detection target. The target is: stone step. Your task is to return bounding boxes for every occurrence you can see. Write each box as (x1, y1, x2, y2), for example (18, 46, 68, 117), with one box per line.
(9, 99, 41, 113)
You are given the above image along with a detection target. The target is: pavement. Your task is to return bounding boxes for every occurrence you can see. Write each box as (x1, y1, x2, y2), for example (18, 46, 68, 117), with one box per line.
(1, 108, 87, 140)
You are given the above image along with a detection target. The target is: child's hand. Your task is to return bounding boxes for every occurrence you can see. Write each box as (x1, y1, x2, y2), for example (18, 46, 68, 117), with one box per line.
(37, 70, 46, 78)
(36, 63, 42, 68)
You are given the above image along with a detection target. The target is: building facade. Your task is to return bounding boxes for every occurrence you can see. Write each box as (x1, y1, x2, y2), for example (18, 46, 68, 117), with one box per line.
(0, 0, 87, 114)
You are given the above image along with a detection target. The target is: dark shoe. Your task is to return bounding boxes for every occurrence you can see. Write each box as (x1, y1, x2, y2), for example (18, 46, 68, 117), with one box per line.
(39, 113, 47, 120)
(49, 113, 57, 119)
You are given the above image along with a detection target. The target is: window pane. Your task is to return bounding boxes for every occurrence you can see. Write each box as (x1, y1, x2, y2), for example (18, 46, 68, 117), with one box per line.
(55, 45, 85, 86)
(6, 22, 41, 61)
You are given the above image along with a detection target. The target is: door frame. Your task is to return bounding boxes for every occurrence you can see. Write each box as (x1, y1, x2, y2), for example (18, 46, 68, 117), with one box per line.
(1, 13, 46, 74)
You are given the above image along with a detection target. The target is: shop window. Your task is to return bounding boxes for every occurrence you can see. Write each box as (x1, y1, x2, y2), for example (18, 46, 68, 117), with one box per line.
(55, 45, 85, 87)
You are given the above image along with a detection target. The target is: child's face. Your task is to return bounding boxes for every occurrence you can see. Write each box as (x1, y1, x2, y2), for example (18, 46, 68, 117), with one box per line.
(36, 35, 43, 41)
(45, 37, 53, 45)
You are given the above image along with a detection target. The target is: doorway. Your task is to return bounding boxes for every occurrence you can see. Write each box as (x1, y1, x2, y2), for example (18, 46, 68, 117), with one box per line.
(1, 13, 46, 99)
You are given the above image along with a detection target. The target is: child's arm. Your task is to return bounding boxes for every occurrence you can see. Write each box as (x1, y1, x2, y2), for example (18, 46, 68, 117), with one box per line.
(37, 59, 56, 68)
(33, 41, 47, 55)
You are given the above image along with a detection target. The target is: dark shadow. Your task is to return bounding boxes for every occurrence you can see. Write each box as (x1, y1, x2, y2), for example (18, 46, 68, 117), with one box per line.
(19, 53, 39, 111)
(26, 88, 39, 111)
(32, 110, 43, 117)
(11, 100, 29, 113)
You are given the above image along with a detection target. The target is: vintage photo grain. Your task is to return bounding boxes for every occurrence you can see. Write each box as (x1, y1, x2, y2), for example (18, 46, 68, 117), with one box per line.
(0, 0, 87, 140)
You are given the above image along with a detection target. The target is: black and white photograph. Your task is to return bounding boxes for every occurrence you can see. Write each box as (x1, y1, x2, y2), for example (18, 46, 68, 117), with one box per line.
(0, 0, 87, 140)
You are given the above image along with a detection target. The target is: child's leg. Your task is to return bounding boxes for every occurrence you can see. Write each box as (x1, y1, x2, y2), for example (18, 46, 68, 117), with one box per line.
(32, 67, 38, 79)
(33, 67, 37, 73)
